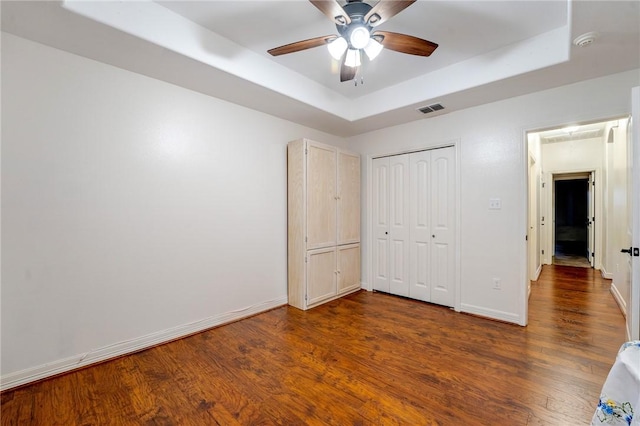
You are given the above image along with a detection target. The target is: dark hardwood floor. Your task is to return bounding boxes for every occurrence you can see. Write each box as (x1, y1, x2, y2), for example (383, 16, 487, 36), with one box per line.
(1, 265, 627, 425)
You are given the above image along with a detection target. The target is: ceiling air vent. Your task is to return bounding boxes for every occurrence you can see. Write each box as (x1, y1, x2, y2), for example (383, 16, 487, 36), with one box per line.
(417, 103, 445, 114)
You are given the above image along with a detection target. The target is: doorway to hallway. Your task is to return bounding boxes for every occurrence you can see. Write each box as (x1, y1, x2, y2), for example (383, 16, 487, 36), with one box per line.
(553, 175, 592, 268)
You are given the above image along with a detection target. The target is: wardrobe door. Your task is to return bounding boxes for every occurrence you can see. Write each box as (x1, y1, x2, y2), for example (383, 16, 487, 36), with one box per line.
(306, 247, 337, 306)
(388, 154, 410, 297)
(430, 147, 456, 307)
(409, 151, 431, 301)
(337, 150, 360, 245)
(306, 142, 337, 250)
(337, 244, 360, 294)
(372, 157, 390, 291)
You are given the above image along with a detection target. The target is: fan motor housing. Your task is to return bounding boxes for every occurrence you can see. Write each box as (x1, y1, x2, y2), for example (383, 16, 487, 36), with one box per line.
(337, 1, 374, 48)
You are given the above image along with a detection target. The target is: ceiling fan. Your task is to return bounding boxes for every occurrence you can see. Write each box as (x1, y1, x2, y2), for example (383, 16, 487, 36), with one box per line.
(267, 0, 438, 83)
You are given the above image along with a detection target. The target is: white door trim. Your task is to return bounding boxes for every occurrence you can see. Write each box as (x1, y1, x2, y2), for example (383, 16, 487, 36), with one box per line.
(629, 86, 640, 340)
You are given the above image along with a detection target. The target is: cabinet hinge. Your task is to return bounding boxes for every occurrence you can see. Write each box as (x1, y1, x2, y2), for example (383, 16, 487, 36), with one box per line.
(542, 249, 544, 255)
(305, 256, 308, 263)
(592, 252, 595, 257)
(305, 148, 308, 155)
(305, 236, 308, 243)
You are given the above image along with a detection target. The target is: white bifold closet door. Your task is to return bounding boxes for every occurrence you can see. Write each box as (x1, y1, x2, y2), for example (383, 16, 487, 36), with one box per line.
(372, 147, 455, 307)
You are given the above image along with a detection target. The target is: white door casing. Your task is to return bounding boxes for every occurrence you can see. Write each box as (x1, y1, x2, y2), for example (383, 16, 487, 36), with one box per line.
(627, 86, 640, 340)
(587, 171, 595, 267)
(528, 154, 538, 281)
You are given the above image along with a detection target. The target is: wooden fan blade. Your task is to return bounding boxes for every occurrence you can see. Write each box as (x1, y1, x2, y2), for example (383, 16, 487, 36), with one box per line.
(268, 35, 336, 56)
(373, 31, 438, 56)
(309, 0, 351, 25)
(340, 56, 357, 82)
(364, 0, 415, 27)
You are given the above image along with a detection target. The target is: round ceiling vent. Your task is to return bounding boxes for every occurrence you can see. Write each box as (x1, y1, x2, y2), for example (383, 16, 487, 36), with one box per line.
(573, 32, 598, 47)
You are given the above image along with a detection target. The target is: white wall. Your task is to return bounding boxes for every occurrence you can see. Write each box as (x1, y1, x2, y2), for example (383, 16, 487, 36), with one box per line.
(347, 69, 640, 326)
(542, 137, 604, 171)
(0, 33, 345, 385)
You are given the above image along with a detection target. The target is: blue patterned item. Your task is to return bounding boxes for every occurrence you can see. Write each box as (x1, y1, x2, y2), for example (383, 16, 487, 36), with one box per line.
(592, 341, 640, 425)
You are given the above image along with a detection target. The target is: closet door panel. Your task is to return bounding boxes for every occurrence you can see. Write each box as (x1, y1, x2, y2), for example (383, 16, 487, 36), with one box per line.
(337, 151, 361, 245)
(372, 158, 390, 292)
(430, 147, 455, 307)
(307, 142, 337, 249)
(410, 151, 431, 301)
(389, 155, 410, 297)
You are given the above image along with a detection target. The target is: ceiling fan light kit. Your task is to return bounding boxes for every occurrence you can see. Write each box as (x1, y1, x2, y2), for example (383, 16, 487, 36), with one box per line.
(268, 0, 438, 83)
(364, 38, 383, 60)
(349, 26, 370, 49)
(327, 36, 348, 60)
(345, 49, 362, 67)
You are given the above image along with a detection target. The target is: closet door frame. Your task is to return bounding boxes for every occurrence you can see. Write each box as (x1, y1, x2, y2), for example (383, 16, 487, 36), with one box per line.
(365, 141, 461, 312)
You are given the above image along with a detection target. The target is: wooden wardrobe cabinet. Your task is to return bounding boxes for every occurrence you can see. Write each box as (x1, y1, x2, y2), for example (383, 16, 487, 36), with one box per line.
(288, 139, 361, 310)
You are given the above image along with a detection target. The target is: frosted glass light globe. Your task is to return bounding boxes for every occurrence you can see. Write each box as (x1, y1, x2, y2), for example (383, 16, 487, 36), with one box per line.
(345, 49, 361, 68)
(327, 37, 348, 60)
(350, 26, 370, 49)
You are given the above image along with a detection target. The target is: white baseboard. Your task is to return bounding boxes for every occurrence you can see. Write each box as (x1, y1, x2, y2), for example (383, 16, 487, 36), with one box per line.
(460, 303, 522, 325)
(601, 267, 613, 279)
(534, 264, 542, 281)
(0, 297, 287, 392)
(610, 284, 627, 317)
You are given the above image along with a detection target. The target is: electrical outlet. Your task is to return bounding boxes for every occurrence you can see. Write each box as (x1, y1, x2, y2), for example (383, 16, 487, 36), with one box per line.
(493, 278, 501, 290)
(489, 198, 502, 210)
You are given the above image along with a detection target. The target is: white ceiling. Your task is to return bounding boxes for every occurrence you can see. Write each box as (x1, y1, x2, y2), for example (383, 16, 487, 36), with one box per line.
(2, 1, 639, 136)
(156, 0, 567, 97)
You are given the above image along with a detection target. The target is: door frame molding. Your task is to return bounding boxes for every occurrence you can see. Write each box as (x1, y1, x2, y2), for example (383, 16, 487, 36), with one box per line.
(364, 140, 461, 312)
(545, 169, 601, 269)
(629, 86, 639, 340)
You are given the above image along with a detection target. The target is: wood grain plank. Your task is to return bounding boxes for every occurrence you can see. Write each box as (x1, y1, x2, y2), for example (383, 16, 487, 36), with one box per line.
(1, 265, 626, 425)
